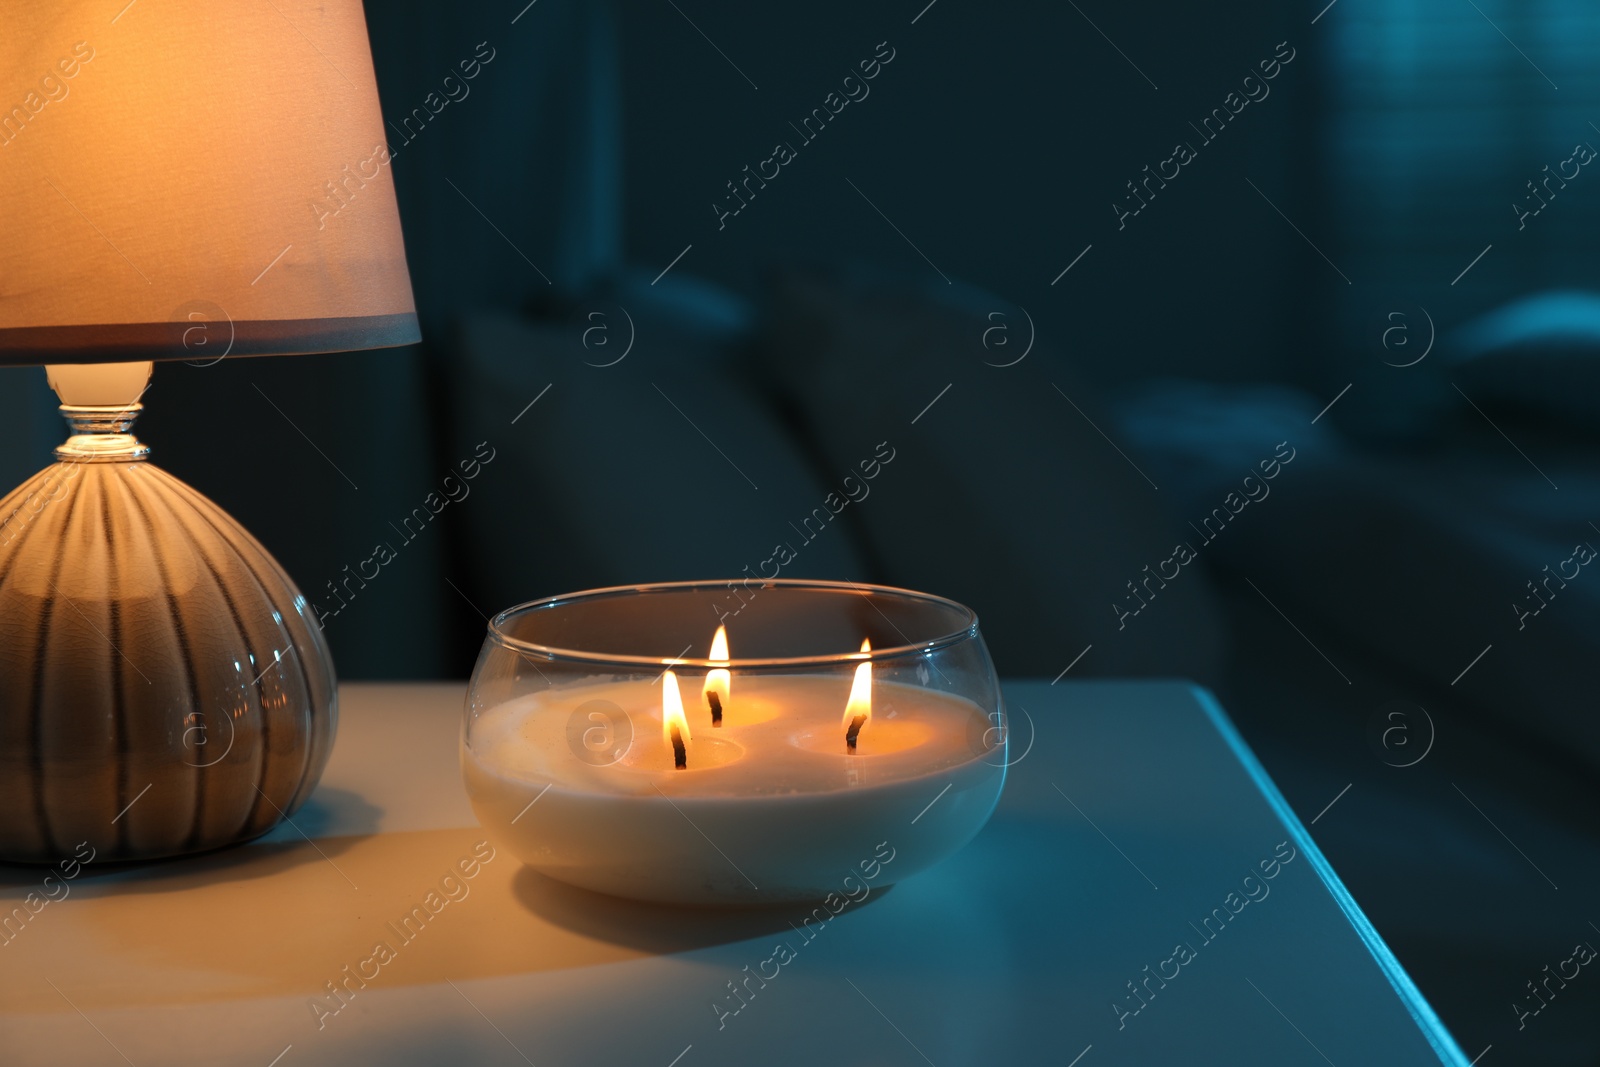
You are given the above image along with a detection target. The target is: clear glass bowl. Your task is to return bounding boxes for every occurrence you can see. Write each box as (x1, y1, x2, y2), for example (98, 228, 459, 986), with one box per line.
(461, 579, 1007, 905)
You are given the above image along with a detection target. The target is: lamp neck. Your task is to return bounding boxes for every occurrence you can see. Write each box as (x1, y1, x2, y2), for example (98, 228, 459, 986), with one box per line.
(45, 361, 154, 463)
(56, 403, 150, 462)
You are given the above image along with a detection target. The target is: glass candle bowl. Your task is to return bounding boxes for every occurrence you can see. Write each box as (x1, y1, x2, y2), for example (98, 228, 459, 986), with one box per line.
(461, 579, 1007, 906)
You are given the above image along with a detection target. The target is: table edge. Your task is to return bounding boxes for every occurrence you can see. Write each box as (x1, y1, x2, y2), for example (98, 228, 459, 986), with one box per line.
(1188, 684, 1471, 1067)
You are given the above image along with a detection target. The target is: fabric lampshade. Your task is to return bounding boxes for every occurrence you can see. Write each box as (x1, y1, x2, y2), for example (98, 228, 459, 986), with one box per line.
(0, 0, 419, 365)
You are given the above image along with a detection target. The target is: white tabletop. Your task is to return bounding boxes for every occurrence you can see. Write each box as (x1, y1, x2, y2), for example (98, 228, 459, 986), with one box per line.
(0, 680, 1469, 1066)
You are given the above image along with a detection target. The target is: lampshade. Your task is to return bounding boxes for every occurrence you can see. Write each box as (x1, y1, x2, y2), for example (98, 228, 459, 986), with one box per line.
(0, 0, 418, 365)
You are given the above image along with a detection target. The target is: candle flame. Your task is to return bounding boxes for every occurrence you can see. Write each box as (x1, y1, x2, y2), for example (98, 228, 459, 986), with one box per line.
(703, 625, 730, 719)
(662, 668, 691, 748)
(842, 638, 871, 731)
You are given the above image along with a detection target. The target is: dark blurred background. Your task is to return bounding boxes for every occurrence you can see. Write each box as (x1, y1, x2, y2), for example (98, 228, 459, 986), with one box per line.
(4, 0, 1599, 1060)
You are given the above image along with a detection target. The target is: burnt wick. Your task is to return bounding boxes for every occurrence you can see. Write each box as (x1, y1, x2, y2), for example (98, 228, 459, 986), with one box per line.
(846, 713, 866, 754)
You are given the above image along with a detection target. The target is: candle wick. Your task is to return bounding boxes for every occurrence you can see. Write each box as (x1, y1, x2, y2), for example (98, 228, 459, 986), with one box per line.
(846, 713, 867, 754)
(671, 725, 687, 769)
(707, 690, 723, 727)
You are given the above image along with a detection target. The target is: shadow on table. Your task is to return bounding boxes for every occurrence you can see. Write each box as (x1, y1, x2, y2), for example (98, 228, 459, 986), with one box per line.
(0, 786, 383, 892)
(510, 865, 899, 954)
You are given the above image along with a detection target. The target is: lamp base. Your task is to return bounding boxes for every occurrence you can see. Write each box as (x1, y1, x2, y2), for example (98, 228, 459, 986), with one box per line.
(0, 458, 337, 863)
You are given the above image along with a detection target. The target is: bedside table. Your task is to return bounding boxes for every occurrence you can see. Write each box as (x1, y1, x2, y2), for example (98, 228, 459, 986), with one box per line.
(0, 680, 1469, 1065)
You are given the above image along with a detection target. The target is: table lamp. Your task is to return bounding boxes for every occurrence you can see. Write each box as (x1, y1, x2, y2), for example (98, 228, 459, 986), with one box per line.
(0, 1, 418, 863)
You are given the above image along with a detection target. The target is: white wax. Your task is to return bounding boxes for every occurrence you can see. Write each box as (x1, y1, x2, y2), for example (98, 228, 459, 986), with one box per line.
(463, 675, 1005, 904)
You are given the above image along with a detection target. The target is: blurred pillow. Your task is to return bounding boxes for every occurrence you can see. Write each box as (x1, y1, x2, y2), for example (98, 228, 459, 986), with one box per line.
(442, 273, 872, 627)
(1112, 379, 1340, 517)
(1450, 290, 1600, 429)
(753, 268, 1227, 682)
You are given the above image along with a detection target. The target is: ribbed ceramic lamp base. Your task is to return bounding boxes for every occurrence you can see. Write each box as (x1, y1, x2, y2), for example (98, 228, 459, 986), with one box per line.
(0, 460, 337, 863)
